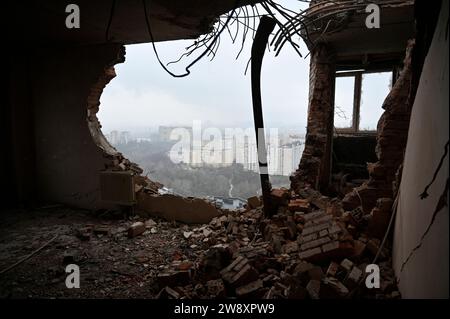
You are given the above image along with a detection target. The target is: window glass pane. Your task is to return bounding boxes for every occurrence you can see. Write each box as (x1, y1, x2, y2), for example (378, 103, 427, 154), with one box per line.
(334, 76, 355, 128)
(359, 72, 392, 131)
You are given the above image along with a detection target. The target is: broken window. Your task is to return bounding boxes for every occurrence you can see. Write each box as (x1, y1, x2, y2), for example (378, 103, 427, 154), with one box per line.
(334, 76, 356, 129)
(334, 70, 393, 133)
(359, 72, 393, 131)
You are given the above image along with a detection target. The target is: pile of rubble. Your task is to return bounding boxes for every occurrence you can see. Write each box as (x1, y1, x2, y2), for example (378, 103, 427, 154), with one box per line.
(147, 187, 399, 299)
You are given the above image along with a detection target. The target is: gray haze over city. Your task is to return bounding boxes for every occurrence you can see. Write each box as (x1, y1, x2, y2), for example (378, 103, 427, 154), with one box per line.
(99, 1, 309, 134)
(96, 0, 392, 200)
(98, 16, 389, 135)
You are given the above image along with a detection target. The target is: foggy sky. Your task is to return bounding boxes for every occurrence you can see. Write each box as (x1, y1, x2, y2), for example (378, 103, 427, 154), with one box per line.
(98, 0, 390, 135)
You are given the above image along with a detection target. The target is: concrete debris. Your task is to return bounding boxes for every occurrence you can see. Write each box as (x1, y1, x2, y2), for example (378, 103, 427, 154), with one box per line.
(157, 270, 191, 289)
(76, 227, 92, 241)
(7, 187, 399, 299)
(127, 222, 146, 238)
(220, 256, 259, 288)
(288, 199, 311, 213)
(306, 279, 321, 299)
(236, 279, 264, 298)
(344, 266, 363, 288)
(62, 250, 80, 265)
(247, 196, 262, 209)
(325, 262, 339, 277)
(202, 228, 213, 237)
(321, 277, 349, 298)
(137, 193, 220, 224)
(139, 187, 400, 299)
(183, 231, 193, 239)
(270, 188, 289, 206)
(93, 225, 110, 235)
(206, 279, 226, 298)
(340, 258, 354, 272)
(156, 286, 181, 299)
(145, 219, 157, 228)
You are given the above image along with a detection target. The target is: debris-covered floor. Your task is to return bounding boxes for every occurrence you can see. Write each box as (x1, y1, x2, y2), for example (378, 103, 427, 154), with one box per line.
(0, 188, 400, 299)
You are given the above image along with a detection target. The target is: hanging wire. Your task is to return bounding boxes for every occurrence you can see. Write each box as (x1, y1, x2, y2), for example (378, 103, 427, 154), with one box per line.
(142, 0, 241, 78)
(140, 0, 413, 77)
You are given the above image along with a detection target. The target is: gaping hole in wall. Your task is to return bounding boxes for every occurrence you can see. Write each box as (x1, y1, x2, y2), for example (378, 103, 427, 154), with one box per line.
(87, 65, 121, 157)
(96, 38, 309, 206)
(331, 70, 394, 197)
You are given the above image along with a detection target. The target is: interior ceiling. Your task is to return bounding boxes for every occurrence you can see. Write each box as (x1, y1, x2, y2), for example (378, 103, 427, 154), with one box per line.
(7, 0, 259, 46)
(7, 0, 415, 64)
(306, 3, 415, 60)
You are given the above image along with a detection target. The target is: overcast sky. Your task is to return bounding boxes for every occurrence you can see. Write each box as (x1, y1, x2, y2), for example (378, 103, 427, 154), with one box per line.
(98, 0, 391, 135)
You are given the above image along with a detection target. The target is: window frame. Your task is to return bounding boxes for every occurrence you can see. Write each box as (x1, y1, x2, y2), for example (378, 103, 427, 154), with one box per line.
(334, 69, 394, 134)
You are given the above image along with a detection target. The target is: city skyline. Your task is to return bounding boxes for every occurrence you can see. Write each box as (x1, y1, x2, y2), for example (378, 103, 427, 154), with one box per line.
(106, 127, 305, 177)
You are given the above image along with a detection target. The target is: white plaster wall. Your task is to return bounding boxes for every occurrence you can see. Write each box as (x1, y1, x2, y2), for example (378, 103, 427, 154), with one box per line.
(393, 1, 449, 298)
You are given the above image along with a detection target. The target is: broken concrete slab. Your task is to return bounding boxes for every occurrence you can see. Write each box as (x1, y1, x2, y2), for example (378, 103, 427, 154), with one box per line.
(127, 222, 145, 238)
(137, 193, 220, 224)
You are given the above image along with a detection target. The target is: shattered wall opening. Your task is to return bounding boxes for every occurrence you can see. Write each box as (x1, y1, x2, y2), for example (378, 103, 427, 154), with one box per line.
(87, 64, 122, 158)
(331, 70, 394, 197)
(83, 45, 223, 224)
(291, 40, 414, 215)
(95, 26, 309, 212)
(342, 42, 414, 213)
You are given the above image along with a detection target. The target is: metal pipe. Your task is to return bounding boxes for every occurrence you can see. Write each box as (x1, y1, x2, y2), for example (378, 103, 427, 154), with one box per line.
(251, 16, 276, 217)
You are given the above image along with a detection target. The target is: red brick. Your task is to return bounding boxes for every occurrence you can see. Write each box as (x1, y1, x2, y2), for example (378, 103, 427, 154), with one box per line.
(221, 257, 259, 288)
(247, 196, 262, 209)
(340, 259, 354, 272)
(288, 199, 311, 213)
(321, 277, 349, 298)
(299, 247, 322, 260)
(326, 262, 339, 277)
(300, 236, 331, 251)
(344, 266, 363, 288)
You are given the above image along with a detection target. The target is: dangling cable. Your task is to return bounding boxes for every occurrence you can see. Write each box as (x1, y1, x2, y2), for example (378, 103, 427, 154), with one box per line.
(142, 0, 240, 78)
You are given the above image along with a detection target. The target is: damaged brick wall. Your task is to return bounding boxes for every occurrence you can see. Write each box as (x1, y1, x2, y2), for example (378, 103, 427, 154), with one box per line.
(86, 47, 150, 179)
(86, 46, 165, 199)
(85, 46, 220, 223)
(87, 53, 124, 157)
(342, 40, 414, 213)
(291, 44, 336, 193)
